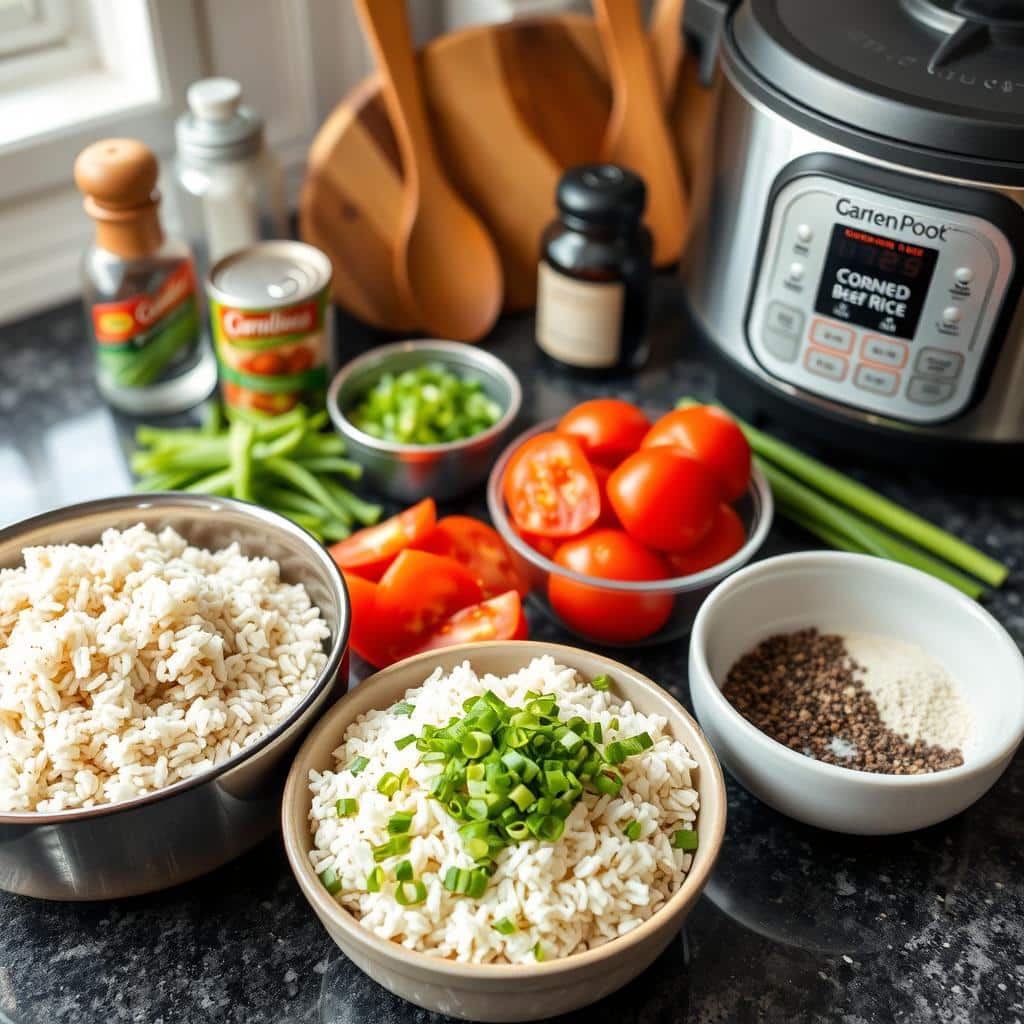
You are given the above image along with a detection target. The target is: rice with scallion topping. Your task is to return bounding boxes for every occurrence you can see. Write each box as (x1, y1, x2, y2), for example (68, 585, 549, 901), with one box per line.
(0, 524, 330, 812)
(307, 656, 700, 964)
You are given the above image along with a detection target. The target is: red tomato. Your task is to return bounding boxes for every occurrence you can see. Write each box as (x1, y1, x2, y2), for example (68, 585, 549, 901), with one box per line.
(328, 498, 436, 581)
(503, 432, 600, 538)
(557, 399, 650, 465)
(642, 406, 751, 502)
(376, 549, 484, 650)
(403, 591, 527, 656)
(416, 516, 529, 597)
(666, 504, 747, 577)
(548, 529, 674, 644)
(340, 570, 393, 668)
(591, 462, 620, 528)
(607, 447, 720, 552)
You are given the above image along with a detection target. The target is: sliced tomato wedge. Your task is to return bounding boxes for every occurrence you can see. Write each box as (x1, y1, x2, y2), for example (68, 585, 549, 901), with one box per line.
(416, 516, 529, 598)
(340, 570, 393, 668)
(403, 591, 527, 657)
(328, 498, 436, 581)
(503, 432, 600, 538)
(375, 549, 484, 651)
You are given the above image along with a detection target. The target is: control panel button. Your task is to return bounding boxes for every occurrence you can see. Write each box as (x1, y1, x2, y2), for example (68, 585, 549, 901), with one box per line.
(804, 348, 848, 382)
(765, 301, 804, 339)
(810, 318, 854, 353)
(789, 262, 805, 282)
(941, 305, 963, 325)
(854, 364, 900, 396)
(915, 347, 964, 379)
(954, 267, 974, 285)
(796, 224, 813, 243)
(861, 335, 908, 369)
(907, 376, 956, 405)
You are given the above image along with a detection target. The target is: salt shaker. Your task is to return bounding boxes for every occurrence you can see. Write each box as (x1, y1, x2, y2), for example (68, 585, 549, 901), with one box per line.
(174, 78, 288, 269)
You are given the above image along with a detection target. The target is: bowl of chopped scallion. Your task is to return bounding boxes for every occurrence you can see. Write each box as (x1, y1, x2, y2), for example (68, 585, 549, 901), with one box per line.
(328, 340, 522, 501)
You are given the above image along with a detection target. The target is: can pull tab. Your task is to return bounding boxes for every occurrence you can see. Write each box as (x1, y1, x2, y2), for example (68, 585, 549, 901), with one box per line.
(268, 276, 301, 300)
(684, 0, 734, 87)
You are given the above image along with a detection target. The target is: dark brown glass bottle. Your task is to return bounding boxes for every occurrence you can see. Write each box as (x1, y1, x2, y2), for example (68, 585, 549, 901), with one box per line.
(536, 164, 652, 373)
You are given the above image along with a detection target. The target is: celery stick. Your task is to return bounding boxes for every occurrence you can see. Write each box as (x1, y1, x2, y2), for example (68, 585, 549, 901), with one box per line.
(230, 420, 255, 502)
(265, 506, 325, 540)
(201, 402, 224, 437)
(256, 485, 334, 520)
(182, 468, 234, 495)
(321, 518, 352, 542)
(679, 397, 1008, 587)
(133, 470, 196, 493)
(296, 456, 362, 479)
(293, 434, 347, 458)
(781, 505, 865, 555)
(225, 406, 307, 441)
(263, 457, 350, 522)
(322, 479, 381, 526)
(252, 424, 305, 460)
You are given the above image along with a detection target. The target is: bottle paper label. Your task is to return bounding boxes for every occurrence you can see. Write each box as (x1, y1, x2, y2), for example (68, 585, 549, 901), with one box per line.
(209, 290, 330, 415)
(90, 260, 200, 389)
(535, 262, 625, 368)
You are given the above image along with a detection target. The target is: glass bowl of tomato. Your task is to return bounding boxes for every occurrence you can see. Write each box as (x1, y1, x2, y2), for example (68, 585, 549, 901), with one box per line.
(486, 414, 774, 647)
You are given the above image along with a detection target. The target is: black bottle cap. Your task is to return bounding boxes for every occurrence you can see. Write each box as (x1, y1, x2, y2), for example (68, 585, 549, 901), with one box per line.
(556, 164, 647, 226)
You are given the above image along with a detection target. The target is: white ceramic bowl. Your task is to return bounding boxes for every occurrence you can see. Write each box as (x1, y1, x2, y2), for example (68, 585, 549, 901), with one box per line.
(688, 551, 1024, 835)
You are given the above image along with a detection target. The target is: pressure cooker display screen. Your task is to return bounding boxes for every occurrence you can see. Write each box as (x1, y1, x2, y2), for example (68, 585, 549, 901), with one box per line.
(813, 224, 938, 339)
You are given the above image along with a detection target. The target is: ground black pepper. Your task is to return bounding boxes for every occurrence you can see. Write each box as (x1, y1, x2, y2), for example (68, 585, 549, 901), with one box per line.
(722, 628, 963, 774)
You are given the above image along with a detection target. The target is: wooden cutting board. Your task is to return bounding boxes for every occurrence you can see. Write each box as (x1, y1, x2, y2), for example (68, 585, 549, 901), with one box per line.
(301, 13, 708, 331)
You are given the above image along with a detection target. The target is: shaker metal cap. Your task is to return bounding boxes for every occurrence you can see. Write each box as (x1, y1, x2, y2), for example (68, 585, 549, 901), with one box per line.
(555, 164, 647, 227)
(175, 77, 264, 163)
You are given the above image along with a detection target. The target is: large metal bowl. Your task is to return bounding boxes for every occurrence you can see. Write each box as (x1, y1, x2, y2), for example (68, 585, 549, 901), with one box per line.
(327, 340, 522, 502)
(0, 494, 350, 900)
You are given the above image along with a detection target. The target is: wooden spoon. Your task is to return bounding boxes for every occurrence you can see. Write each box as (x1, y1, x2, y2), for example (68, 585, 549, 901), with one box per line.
(649, 0, 686, 107)
(354, 0, 503, 342)
(593, 0, 688, 266)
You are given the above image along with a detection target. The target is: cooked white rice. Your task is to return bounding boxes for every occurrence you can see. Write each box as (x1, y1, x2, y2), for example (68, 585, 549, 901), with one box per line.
(0, 524, 330, 812)
(308, 656, 700, 964)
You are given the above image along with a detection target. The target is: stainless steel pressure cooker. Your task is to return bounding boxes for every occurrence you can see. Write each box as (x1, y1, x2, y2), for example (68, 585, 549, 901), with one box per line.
(681, 0, 1024, 461)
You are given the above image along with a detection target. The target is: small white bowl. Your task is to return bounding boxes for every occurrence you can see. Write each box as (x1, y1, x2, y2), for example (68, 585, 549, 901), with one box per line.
(688, 551, 1024, 835)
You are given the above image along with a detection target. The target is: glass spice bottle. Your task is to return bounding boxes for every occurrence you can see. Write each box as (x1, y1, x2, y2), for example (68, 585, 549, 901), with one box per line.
(535, 163, 653, 373)
(75, 138, 217, 415)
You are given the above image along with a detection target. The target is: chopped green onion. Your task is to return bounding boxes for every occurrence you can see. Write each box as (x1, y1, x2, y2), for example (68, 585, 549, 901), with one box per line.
(319, 866, 342, 894)
(672, 828, 699, 851)
(372, 835, 412, 862)
(465, 837, 490, 860)
(492, 917, 518, 935)
(594, 768, 623, 796)
(395, 733, 417, 750)
(366, 867, 384, 892)
(624, 819, 642, 841)
(609, 718, 619, 732)
(395, 859, 414, 882)
(466, 868, 489, 898)
(377, 772, 403, 797)
(387, 812, 413, 835)
(605, 733, 653, 765)
(349, 755, 369, 776)
(533, 942, 545, 962)
(591, 674, 612, 692)
(462, 731, 494, 758)
(335, 798, 358, 817)
(395, 879, 428, 906)
(392, 701, 415, 717)
(508, 783, 535, 812)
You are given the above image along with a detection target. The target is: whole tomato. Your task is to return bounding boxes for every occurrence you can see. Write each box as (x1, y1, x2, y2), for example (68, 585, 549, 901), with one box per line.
(607, 447, 720, 552)
(557, 399, 650, 466)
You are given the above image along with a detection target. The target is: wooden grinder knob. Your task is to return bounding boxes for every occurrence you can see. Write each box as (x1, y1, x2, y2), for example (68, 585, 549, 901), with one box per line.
(75, 138, 164, 258)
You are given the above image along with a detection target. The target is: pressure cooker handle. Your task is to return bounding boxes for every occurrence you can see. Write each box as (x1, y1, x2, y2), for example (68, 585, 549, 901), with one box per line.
(684, 0, 736, 87)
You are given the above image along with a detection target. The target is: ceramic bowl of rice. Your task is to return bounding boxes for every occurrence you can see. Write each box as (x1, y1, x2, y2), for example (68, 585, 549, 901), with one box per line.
(282, 640, 725, 1022)
(0, 493, 350, 900)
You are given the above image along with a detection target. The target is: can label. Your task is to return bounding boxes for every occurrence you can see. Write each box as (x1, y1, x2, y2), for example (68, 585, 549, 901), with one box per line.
(91, 260, 200, 388)
(210, 291, 330, 413)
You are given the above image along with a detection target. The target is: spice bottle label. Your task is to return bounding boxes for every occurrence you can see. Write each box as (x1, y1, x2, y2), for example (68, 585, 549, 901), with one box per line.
(535, 262, 625, 368)
(209, 290, 330, 414)
(90, 260, 200, 389)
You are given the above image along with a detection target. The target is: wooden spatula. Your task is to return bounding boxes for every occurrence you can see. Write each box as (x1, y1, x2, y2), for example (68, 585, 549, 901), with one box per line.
(649, 0, 686, 107)
(594, 0, 688, 266)
(354, 0, 503, 342)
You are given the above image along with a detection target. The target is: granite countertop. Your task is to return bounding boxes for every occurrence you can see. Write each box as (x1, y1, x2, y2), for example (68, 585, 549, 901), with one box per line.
(0, 283, 1021, 1024)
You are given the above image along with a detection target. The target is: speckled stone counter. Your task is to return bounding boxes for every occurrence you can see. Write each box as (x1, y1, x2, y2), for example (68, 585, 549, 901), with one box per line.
(0, 283, 1021, 1024)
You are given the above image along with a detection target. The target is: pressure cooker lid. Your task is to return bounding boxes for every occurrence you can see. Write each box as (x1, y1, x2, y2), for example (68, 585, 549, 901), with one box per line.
(731, 0, 1024, 165)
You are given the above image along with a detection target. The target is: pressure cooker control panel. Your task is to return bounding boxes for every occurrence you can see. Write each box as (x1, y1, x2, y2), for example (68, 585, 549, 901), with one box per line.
(747, 172, 1017, 424)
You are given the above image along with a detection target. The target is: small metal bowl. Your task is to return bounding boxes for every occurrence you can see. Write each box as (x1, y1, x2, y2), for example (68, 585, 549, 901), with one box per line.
(0, 494, 350, 900)
(327, 340, 522, 502)
(487, 420, 774, 647)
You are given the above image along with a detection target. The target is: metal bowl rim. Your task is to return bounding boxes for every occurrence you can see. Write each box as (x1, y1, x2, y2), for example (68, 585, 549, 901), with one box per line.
(486, 419, 775, 594)
(0, 492, 350, 825)
(326, 339, 523, 456)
